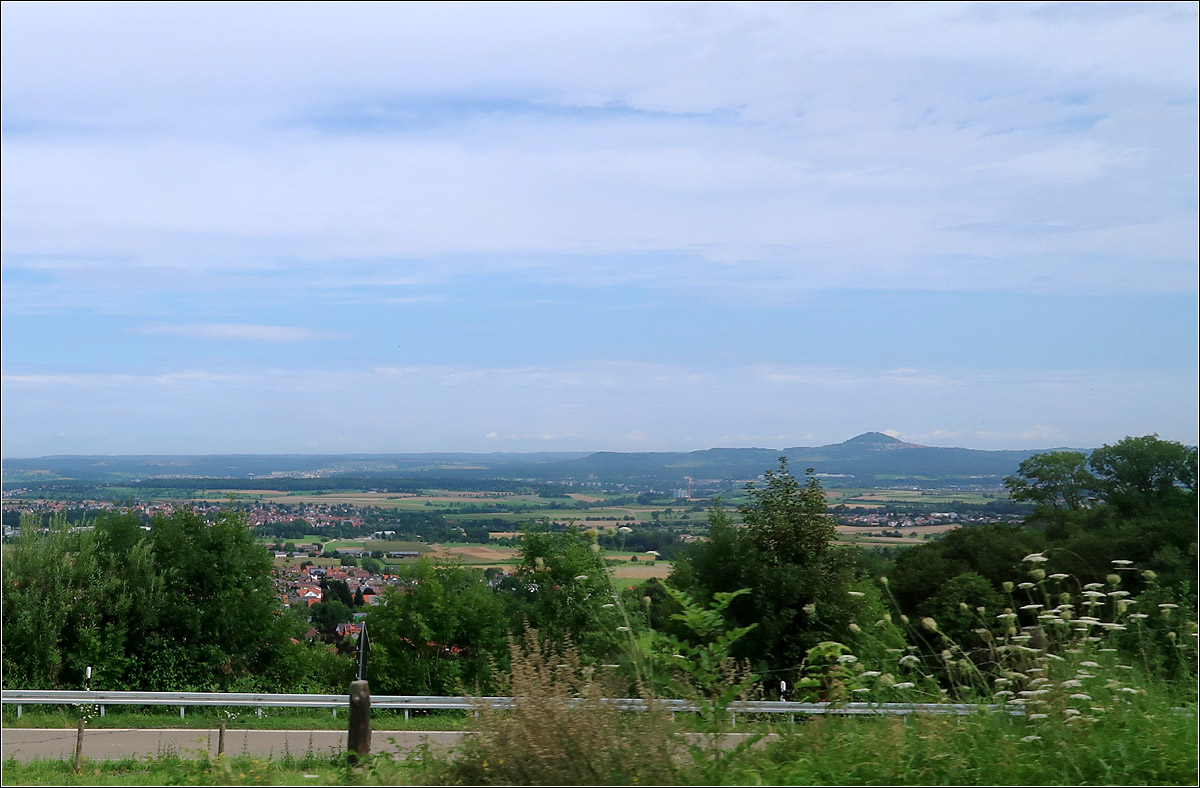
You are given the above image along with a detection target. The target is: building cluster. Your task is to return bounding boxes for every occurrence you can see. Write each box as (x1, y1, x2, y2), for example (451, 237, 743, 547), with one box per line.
(836, 510, 1023, 529)
(272, 562, 395, 609)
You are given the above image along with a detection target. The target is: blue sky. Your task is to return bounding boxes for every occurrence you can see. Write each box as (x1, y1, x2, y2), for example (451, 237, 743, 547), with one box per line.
(2, 2, 1196, 456)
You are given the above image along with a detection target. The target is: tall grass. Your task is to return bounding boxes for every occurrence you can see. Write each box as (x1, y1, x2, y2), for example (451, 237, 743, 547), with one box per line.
(406, 556, 1197, 785)
(408, 629, 686, 786)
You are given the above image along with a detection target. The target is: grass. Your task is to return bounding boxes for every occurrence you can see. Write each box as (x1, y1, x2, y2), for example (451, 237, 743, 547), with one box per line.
(1, 753, 377, 786)
(725, 704, 1197, 785)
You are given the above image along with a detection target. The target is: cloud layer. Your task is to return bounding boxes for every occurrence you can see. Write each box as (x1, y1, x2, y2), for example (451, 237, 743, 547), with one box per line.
(2, 2, 1196, 455)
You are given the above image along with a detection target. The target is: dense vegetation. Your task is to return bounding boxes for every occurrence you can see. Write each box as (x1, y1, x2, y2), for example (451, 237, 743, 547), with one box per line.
(3, 435, 1195, 784)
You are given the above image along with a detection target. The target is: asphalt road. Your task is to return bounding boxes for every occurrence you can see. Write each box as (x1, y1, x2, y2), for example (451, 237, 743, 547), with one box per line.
(0, 728, 463, 762)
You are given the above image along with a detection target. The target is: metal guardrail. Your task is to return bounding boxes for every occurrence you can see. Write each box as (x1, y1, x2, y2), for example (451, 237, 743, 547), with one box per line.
(0, 689, 1021, 721)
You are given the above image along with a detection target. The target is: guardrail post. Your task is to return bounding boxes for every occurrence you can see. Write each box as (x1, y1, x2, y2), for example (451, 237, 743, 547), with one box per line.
(257, 707, 263, 718)
(218, 718, 226, 757)
(179, 706, 185, 720)
(16, 705, 21, 719)
(347, 680, 371, 766)
(73, 718, 85, 773)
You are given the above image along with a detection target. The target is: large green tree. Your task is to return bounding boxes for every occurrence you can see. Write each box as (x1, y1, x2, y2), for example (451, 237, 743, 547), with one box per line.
(900, 436, 1198, 617)
(502, 525, 626, 662)
(1004, 451, 1095, 512)
(1088, 434, 1197, 515)
(669, 459, 882, 685)
(368, 560, 510, 695)
(2, 508, 297, 691)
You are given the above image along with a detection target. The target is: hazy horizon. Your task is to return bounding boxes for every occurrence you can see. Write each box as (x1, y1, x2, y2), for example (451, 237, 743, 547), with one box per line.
(3, 3, 1197, 457)
(0, 430, 1131, 461)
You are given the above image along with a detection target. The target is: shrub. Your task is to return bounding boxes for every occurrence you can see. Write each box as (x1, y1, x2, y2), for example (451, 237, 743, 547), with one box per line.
(414, 629, 685, 785)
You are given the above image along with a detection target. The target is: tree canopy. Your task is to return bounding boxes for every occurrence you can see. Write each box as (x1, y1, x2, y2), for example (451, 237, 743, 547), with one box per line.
(2, 508, 294, 691)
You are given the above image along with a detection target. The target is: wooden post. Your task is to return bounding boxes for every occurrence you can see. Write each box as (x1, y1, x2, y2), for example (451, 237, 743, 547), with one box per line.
(73, 718, 85, 773)
(218, 718, 226, 757)
(347, 680, 371, 765)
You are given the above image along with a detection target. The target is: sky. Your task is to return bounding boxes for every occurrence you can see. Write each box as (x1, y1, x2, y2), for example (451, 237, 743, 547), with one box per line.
(2, 1, 1197, 457)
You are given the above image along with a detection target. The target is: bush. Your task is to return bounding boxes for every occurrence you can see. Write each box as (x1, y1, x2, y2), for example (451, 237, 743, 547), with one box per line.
(413, 629, 686, 785)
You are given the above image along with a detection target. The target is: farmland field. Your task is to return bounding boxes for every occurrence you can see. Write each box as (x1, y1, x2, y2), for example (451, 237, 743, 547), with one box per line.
(421, 543, 672, 579)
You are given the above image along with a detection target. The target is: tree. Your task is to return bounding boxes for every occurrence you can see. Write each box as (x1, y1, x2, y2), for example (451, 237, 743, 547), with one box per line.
(2, 508, 291, 692)
(1004, 437, 1197, 589)
(741, 457, 836, 564)
(145, 508, 287, 689)
(321, 578, 354, 608)
(504, 525, 625, 662)
(1088, 435, 1197, 515)
(1004, 451, 1095, 512)
(368, 560, 509, 695)
(309, 599, 353, 634)
(668, 460, 867, 685)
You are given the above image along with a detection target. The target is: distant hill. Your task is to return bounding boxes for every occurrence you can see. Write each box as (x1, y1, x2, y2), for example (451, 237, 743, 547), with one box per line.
(2, 434, 1077, 489)
(556, 433, 1049, 488)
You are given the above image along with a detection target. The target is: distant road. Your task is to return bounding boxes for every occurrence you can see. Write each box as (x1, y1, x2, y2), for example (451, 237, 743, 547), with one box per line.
(0, 728, 461, 762)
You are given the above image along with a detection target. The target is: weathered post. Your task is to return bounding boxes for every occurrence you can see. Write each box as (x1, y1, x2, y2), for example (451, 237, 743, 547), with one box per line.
(347, 680, 371, 765)
(73, 718, 86, 773)
(218, 718, 226, 757)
